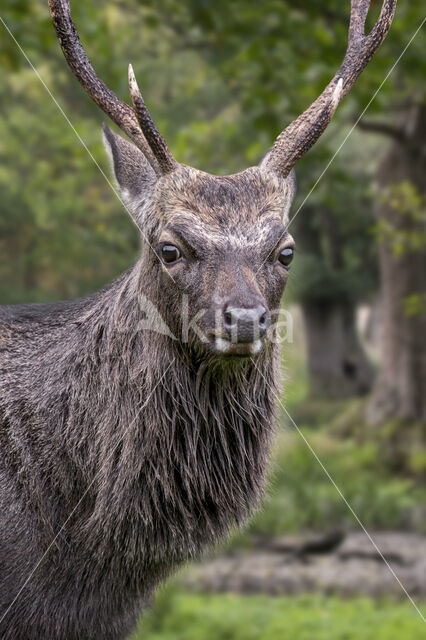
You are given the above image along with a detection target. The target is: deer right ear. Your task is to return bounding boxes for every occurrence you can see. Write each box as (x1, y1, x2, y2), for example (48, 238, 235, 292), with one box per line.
(102, 124, 157, 230)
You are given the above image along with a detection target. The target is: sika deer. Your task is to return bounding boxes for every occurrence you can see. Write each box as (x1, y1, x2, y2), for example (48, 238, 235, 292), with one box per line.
(0, 1, 396, 638)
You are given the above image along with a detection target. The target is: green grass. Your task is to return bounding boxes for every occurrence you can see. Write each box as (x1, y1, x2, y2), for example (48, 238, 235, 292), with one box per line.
(132, 589, 426, 640)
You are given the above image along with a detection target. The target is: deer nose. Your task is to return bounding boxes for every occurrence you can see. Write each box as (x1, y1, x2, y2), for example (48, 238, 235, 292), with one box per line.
(223, 305, 270, 343)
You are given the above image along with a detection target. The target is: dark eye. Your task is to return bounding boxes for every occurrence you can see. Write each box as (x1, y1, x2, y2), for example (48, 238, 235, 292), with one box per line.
(278, 247, 294, 267)
(161, 244, 181, 264)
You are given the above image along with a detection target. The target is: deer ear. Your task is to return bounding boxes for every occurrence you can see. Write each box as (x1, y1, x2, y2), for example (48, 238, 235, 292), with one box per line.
(102, 124, 156, 229)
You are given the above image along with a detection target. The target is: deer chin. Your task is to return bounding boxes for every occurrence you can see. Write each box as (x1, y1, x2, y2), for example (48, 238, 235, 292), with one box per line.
(213, 337, 263, 358)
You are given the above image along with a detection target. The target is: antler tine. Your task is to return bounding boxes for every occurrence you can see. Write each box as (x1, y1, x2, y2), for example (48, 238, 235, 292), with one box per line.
(48, 0, 178, 177)
(263, 0, 397, 177)
(348, 0, 371, 41)
(128, 65, 178, 175)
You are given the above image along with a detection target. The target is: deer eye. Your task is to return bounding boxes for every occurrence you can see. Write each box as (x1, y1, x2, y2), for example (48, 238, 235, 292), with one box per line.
(278, 247, 294, 267)
(160, 244, 181, 264)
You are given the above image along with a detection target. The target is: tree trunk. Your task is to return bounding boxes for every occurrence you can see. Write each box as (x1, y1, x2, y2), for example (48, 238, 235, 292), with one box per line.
(366, 103, 426, 424)
(302, 299, 374, 399)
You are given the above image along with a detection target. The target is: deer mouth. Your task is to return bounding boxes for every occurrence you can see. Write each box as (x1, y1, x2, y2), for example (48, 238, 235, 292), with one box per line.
(212, 337, 263, 358)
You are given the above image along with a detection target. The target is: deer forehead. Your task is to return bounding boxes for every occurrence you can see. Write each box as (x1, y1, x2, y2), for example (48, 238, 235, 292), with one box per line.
(154, 166, 292, 236)
(160, 213, 283, 251)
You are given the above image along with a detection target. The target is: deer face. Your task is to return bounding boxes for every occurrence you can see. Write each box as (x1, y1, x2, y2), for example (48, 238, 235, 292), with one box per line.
(51, 0, 396, 354)
(51, 0, 396, 356)
(104, 128, 295, 357)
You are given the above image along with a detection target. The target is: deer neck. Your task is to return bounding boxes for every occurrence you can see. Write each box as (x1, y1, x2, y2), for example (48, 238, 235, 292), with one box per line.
(72, 266, 281, 563)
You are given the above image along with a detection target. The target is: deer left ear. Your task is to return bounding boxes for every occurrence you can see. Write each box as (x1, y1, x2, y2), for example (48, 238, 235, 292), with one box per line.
(102, 124, 157, 229)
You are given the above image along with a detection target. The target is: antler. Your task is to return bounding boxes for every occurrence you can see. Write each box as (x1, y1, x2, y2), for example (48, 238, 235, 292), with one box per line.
(48, 0, 177, 177)
(262, 0, 397, 177)
(128, 65, 178, 174)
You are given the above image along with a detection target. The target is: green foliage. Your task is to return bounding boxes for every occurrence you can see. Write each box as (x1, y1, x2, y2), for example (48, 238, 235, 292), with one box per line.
(234, 427, 425, 539)
(375, 182, 426, 257)
(0, 1, 233, 302)
(279, 309, 309, 410)
(132, 589, 426, 640)
(0, 91, 138, 302)
(403, 293, 426, 317)
(365, 417, 426, 478)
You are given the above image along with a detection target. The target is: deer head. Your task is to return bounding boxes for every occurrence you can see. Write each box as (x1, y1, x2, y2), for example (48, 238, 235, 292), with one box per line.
(48, 0, 396, 358)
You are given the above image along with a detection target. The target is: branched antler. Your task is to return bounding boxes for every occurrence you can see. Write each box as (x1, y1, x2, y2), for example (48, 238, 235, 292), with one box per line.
(262, 0, 397, 177)
(48, 0, 177, 176)
(49, 0, 396, 180)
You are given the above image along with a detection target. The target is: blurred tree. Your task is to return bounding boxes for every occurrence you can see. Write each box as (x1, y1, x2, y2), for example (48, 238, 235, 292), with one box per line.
(365, 101, 426, 424)
(292, 165, 376, 398)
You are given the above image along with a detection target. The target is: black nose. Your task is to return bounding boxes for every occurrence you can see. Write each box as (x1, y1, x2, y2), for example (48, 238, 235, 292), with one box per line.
(223, 305, 270, 343)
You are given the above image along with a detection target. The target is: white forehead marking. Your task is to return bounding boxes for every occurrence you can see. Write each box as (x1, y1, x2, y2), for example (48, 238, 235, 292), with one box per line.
(170, 214, 283, 250)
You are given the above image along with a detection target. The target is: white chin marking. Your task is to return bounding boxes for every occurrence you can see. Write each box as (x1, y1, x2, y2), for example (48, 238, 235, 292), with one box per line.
(215, 337, 232, 353)
(214, 338, 263, 355)
(251, 339, 262, 355)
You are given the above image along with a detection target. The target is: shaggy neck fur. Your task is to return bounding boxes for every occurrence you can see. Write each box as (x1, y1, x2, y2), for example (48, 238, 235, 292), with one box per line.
(0, 261, 281, 638)
(3, 263, 279, 568)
